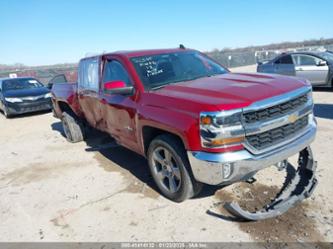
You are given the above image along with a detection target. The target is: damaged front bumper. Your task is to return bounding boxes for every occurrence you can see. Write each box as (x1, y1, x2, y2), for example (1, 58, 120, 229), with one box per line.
(187, 117, 317, 220)
(223, 146, 317, 220)
(187, 117, 316, 185)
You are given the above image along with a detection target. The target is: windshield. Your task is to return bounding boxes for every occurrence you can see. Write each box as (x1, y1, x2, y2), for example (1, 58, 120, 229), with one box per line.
(131, 51, 228, 89)
(318, 52, 333, 62)
(2, 78, 44, 91)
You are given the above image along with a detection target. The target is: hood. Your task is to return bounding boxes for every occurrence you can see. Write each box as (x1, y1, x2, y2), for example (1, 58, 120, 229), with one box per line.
(142, 73, 309, 114)
(4, 87, 50, 98)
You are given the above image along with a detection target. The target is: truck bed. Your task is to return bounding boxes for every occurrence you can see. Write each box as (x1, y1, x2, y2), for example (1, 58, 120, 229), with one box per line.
(51, 82, 82, 117)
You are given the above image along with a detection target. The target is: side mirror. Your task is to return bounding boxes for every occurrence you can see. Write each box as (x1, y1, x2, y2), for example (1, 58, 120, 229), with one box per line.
(104, 81, 134, 95)
(317, 61, 327, 66)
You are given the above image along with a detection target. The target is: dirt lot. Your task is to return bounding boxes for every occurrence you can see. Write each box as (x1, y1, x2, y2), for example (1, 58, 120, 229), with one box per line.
(0, 75, 332, 242)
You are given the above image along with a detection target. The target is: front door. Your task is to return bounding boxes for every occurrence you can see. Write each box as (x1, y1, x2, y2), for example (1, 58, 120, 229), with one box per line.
(99, 58, 139, 152)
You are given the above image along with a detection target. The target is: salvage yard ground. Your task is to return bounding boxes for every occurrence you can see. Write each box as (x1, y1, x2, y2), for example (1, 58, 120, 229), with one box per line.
(0, 67, 332, 242)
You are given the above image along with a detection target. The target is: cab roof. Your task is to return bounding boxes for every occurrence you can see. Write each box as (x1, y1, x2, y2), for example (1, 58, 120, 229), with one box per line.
(113, 48, 195, 57)
(82, 48, 195, 60)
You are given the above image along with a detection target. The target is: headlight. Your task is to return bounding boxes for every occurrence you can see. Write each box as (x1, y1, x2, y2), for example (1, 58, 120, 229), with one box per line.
(200, 109, 245, 148)
(44, 93, 52, 98)
(5, 97, 23, 103)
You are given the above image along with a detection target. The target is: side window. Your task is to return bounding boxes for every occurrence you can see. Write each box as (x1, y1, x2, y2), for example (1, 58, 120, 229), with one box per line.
(102, 60, 132, 86)
(50, 74, 67, 84)
(275, 55, 293, 64)
(292, 55, 320, 66)
(78, 58, 99, 91)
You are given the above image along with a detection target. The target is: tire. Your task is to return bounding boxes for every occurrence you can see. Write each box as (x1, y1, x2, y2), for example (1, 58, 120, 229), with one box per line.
(3, 106, 12, 118)
(61, 111, 85, 143)
(147, 134, 203, 202)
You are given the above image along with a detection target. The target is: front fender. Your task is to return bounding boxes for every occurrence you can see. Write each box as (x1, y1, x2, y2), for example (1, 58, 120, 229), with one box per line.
(138, 104, 200, 152)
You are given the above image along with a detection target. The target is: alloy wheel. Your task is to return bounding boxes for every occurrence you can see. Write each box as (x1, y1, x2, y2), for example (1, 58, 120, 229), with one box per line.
(151, 146, 181, 194)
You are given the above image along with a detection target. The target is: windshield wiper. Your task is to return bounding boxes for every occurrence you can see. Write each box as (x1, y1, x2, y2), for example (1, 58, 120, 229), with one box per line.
(149, 78, 192, 91)
(149, 74, 218, 91)
(150, 83, 171, 90)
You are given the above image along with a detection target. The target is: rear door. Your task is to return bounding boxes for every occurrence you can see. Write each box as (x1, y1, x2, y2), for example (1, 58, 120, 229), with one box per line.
(77, 57, 103, 128)
(272, 54, 295, 76)
(292, 54, 329, 85)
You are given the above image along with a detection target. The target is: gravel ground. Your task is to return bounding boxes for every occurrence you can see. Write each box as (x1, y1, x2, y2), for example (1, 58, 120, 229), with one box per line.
(0, 72, 332, 242)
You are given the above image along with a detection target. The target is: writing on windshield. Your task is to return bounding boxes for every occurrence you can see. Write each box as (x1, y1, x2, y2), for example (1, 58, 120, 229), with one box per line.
(131, 51, 228, 89)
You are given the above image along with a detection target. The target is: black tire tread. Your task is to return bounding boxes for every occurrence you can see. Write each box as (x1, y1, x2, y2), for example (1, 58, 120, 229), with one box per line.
(3, 106, 12, 118)
(62, 111, 85, 143)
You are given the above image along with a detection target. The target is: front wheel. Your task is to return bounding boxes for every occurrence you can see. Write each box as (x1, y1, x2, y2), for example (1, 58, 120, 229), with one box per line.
(147, 134, 203, 202)
(3, 106, 12, 118)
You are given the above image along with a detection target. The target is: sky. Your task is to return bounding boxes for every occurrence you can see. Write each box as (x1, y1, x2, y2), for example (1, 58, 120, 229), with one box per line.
(0, 0, 332, 66)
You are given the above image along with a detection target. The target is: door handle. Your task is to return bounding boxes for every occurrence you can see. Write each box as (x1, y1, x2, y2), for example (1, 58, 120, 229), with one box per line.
(298, 67, 303, 71)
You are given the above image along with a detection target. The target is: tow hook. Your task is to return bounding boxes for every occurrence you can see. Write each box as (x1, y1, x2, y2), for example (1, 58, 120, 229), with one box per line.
(212, 146, 318, 221)
(275, 159, 288, 171)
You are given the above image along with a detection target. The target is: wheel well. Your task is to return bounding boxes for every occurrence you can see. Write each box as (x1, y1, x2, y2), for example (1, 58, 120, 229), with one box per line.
(57, 101, 76, 117)
(142, 126, 185, 156)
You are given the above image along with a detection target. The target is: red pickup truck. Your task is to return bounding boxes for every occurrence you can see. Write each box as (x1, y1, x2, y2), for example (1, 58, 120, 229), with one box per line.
(52, 48, 317, 220)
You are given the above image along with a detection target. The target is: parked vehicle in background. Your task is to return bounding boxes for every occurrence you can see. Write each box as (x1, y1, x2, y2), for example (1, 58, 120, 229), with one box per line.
(257, 51, 333, 87)
(52, 47, 317, 220)
(0, 77, 52, 118)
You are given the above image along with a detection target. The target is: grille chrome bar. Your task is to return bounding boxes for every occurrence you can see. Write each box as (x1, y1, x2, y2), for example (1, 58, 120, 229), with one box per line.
(243, 94, 308, 124)
(243, 100, 313, 136)
(242, 86, 311, 112)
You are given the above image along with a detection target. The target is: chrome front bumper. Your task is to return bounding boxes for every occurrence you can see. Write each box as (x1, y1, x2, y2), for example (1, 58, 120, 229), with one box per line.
(187, 118, 317, 185)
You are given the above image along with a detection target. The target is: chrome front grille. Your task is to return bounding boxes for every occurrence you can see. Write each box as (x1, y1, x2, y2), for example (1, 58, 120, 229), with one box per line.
(243, 93, 308, 124)
(246, 115, 309, 151)
(242, 87, 313, 154)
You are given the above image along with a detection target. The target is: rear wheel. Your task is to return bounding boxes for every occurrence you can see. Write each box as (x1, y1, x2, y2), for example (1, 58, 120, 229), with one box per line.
(61, 111, 85, 143)
(147, 134, 203, 202)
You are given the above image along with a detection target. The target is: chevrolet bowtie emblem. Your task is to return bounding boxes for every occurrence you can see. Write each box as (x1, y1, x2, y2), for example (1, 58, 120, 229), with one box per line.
(288, 114, 298, 123)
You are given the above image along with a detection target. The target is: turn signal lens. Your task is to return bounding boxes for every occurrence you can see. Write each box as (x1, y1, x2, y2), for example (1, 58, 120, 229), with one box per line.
(201, 116, 212, 125)
(210, 136, 245, 146)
